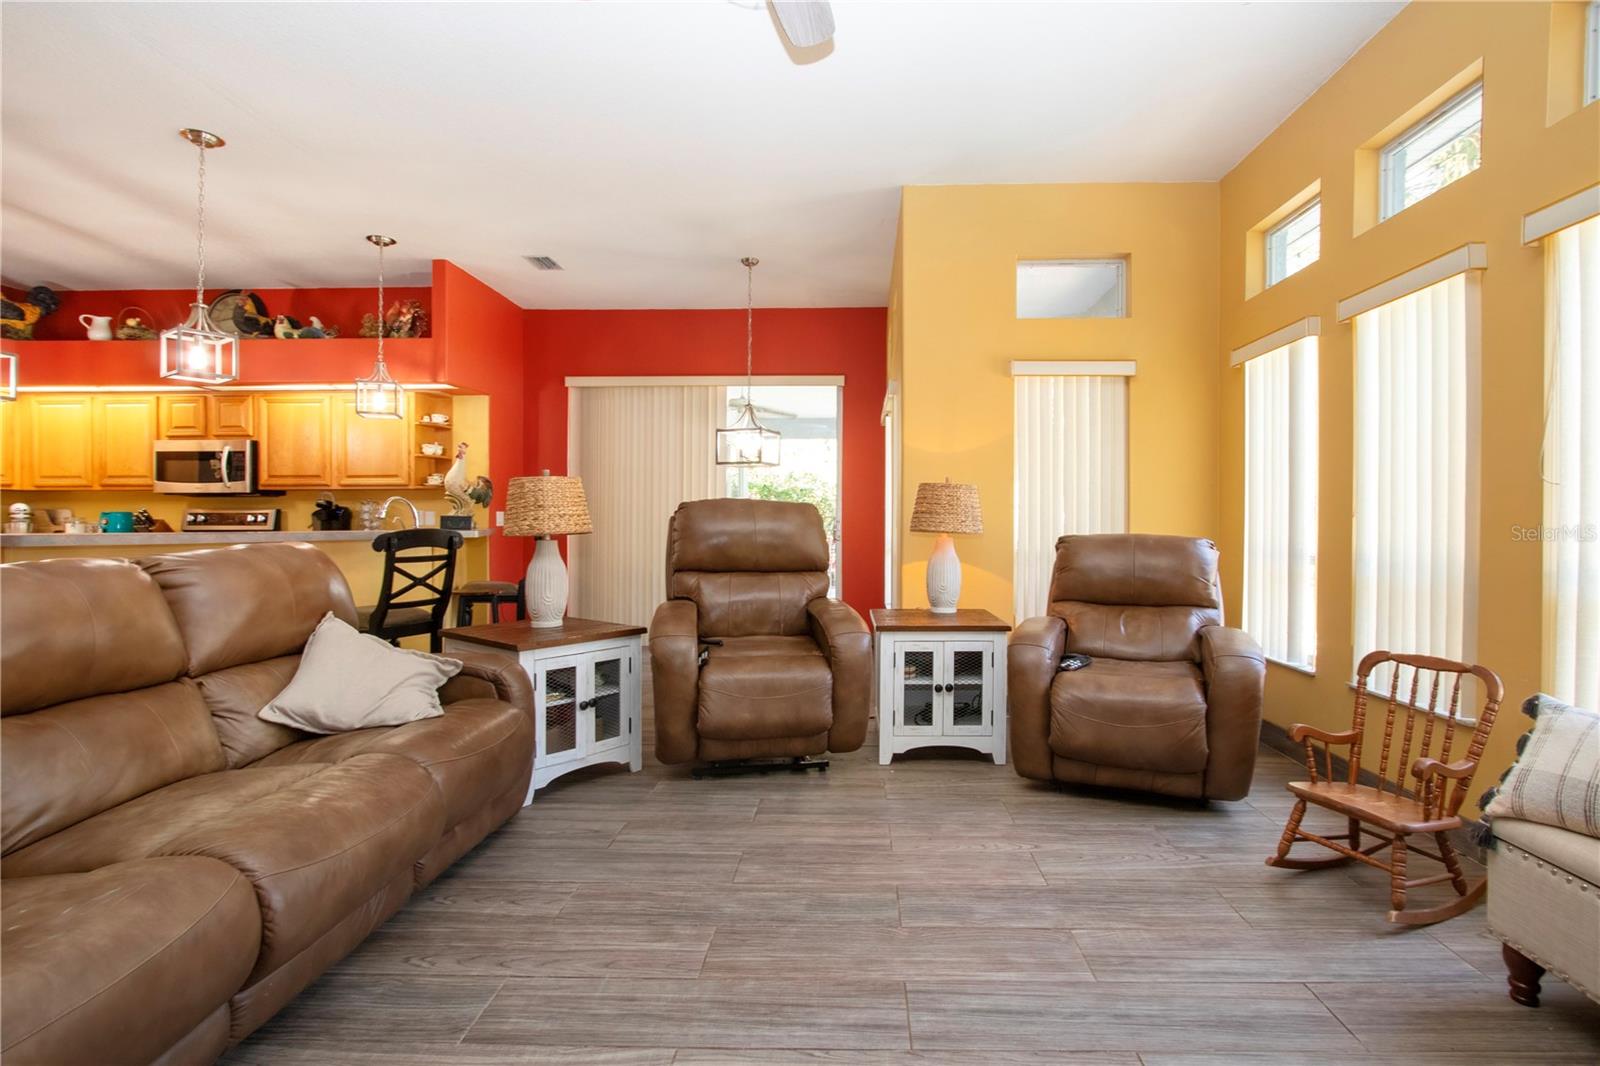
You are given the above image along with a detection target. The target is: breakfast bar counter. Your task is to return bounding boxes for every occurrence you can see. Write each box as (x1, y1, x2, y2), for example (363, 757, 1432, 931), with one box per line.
(1, 529, 492, 548)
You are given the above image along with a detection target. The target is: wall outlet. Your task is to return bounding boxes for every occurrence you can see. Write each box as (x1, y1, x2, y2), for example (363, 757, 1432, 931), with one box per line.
(495, 510, 505, 527)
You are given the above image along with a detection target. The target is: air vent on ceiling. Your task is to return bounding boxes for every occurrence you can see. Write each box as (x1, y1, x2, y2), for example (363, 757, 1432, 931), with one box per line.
(524, 256, 563, 271)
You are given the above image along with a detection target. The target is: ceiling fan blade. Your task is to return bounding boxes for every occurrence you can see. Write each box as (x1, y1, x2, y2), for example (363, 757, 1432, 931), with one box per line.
(770, 1, 835, 49)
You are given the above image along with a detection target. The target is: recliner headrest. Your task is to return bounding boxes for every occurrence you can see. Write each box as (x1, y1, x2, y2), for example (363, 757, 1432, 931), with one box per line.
(1049, 534, 1221, 609)
(666, 498, 828, 577)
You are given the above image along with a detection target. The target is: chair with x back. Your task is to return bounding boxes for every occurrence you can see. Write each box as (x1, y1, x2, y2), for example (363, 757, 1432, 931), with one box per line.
(357, 529, 463, 653)
(1266, 649, 1505, 925)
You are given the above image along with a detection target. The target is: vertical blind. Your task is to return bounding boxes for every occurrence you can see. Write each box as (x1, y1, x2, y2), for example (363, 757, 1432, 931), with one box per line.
(1353, 271, 1477, 689)
(1013, 373, 1128, 621)
(567, 385, 724, 628)
(1243, 336, 1319, 670)
(1544, 215, 1600, 708)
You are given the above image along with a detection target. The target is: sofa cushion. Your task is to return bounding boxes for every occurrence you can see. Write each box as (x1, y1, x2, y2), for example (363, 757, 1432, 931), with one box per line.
(253, 697, 533, 827)
(1, 679, 226, 856)
(0, 755, 444, 981)
(196, 654, 307, 768)
(0, 557, 187, 715)
(139, 542, 358, 676)
(697, 635, 833, 741)
(1049, 657, 1208, 773)
(0, 856, 259, 1066)
(1494, 816, 1600, 886)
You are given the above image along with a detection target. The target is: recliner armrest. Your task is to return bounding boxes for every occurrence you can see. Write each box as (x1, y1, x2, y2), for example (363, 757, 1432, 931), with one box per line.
(1008, 615, 1066, 781)
(649, 599, 701, 764)
(440, 650, 534, 720)
(807, 598, 872, 754)
(1198, 624, 1265, 801)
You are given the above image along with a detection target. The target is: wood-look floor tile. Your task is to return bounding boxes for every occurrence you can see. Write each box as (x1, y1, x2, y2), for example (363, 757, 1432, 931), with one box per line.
(1142, 1055, 1600, 1066)
(754, 796, 1015, 825)
(225, 1046, 676, 1065)
(1310, 978, 1600, 1052)
(338, 919, 713, 978)
(1420, 909, 1505, 977)
(610, 820, 890, 850)
(398, 878, 579, 920)
(1215, 876, 1427, 932)
(675, 1052, 1138, 1064)
(889, 823, 1165, 852)
(897, 880, 1245, 929)
(702, 924, 1091, 981)
(905, 980, 1359, 1052)
(1073, 927, 1480, 982)
(496, 816, 629, 848)
(223, 972, 505, 1053)
(1030, 842, 1280, 883)
(464, 978, 910, 1050)
(563, 884, 901, 925)
(734, 846, 1045, 885)
(452, 847, 742, 883)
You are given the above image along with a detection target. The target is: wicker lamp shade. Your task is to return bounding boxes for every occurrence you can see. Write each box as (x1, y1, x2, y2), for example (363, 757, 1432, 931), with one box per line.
(503, 473, 593, 537)
(909, 479, 983, 535)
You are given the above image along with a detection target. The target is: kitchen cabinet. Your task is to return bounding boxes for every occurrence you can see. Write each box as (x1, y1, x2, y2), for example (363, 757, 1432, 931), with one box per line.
(157, 395, 207, 438)
(93, 395, 159, 488)
(256, 394, 333, 488)
(208, 395, 254, 438)
(0, 400, 19, 489)
(333, 394, 411, 487)
(25, 395, 94, 489)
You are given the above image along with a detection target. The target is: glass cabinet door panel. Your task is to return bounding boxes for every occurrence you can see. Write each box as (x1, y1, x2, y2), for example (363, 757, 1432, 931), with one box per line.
(543, 664, 579, 756)
(590, 654, 625, 747)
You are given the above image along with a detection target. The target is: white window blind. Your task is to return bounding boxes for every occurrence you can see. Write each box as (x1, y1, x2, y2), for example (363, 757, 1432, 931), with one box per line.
(1544, 215, 1600, 708)
(1013, 371, 1128, 621)
(567, 384, 724, 628)
(1243, 336, 1319, 670)
(1353, 271, 1479, 689)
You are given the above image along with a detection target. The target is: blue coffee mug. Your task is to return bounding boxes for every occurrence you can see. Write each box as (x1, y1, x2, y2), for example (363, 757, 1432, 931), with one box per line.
(99, 511, 135, 533)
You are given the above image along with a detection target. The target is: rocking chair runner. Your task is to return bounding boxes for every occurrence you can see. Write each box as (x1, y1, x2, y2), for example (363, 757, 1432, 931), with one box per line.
(1266, 650, 1504, 925)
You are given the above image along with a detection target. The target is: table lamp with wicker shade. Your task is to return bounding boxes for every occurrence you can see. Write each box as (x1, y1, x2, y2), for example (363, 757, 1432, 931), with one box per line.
(909, 478, 982, 614)
(503, 471, 593, 628)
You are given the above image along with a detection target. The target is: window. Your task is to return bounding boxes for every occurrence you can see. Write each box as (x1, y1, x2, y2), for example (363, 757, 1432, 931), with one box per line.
(1016, 259, 1126, 319)
(1543, 215, 1599, 708)
(1379, 82, 1482, 220)
(1012, 363, 1130, 620)
(1243, 336, 1319, 670)
(1353, 272, 1478, 690)
(1588, 1, 1600, 106)
(1265, 198, 1321, 287)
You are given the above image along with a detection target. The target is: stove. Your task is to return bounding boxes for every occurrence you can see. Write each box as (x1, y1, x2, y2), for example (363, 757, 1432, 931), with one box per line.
(182, 507, 281, 532)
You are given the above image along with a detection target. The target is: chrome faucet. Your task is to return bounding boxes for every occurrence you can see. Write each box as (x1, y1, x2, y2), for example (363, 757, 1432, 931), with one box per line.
(378, 496, 420, 529)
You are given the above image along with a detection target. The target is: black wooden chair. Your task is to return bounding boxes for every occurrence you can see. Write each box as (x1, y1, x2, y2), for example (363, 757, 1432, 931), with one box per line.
(453, 579, 527, 627)
(357, 529, 463, 652)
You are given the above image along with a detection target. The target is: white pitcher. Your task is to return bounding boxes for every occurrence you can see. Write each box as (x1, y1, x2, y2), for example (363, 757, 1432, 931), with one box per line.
(78, 314, 112, 340)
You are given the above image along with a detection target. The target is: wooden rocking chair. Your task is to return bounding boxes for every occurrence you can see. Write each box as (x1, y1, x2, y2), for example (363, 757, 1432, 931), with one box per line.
(1266, 650, 1504, 925)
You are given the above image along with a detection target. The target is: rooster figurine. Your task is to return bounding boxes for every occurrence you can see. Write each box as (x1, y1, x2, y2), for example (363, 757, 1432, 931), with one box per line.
(442, 442, 493, 516)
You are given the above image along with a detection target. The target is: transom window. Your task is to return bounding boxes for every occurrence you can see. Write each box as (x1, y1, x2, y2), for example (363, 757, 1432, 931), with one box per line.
(1016, 259, 1127, 319)
(1265, 198, 1321, 287)
(1379, 82, 1483, 220)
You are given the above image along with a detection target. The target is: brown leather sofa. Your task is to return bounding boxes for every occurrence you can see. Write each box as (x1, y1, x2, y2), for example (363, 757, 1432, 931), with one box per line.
(1009, 534, 1265, 801)
(649, 498, 871, 765)
(0, 543, 534, 1066)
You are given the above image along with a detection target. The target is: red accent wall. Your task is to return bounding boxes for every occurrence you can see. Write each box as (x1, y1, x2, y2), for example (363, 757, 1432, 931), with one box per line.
(523, 308, 887, 618)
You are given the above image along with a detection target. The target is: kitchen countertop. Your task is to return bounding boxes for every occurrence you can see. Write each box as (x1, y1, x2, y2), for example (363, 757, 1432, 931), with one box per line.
(1, 528, 492, 547)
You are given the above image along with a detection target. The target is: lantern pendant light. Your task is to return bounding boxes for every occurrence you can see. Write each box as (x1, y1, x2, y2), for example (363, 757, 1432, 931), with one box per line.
(160, 129, 239, 384)
(715, 256, 781, 466)
(355, 235, 403, 419)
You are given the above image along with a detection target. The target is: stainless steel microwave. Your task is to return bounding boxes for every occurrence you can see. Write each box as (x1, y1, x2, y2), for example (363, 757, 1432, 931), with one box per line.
(153, 439, 259, 495)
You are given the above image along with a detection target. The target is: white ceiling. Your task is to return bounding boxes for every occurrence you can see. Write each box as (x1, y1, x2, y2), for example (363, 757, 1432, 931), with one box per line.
(0, 1, 1400, 309)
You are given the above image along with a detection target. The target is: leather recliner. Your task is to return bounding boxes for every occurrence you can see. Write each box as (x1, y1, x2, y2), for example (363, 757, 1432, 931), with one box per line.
(1009, 534, 1265, 801)
(649, 498, 871, 765)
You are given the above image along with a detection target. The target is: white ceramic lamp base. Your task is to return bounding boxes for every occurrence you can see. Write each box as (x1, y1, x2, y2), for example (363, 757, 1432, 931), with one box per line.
(525, 536, 569, 628)
(925, 533, 961, 614)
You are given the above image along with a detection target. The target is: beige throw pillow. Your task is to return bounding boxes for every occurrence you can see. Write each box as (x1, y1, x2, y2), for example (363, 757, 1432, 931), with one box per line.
(1485, 694, 1600, 838)
(259, 612, 462, 734)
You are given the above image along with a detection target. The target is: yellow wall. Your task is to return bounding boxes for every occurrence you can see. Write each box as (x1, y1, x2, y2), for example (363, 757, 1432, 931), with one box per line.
(1217, 1, 1599, 813)
(896, 183, 1221, 621)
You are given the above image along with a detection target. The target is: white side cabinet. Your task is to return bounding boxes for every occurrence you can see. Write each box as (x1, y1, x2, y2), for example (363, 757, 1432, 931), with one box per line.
(871, 608, 1011, 765)
(442, 617, 645, 803)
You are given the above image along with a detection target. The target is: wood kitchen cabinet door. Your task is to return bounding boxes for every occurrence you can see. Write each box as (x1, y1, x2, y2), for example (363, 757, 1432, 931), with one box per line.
(0, 399, 20, 489)
(256, 394, 333, 487)
(94, 395, 159, 488)
(25, 395, 94, 488)
(158, 395, 207, 438)
(333, 395, 411, 487)
(208, 394, 255, 437)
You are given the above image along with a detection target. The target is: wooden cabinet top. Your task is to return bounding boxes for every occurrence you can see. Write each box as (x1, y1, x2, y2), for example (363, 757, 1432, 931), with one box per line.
(443, 617, 646, 653)
(870, 608, 1011, 632)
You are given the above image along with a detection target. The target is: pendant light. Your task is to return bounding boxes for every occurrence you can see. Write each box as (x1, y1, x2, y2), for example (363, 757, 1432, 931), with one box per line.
(0, 353, 16, 402)
(355, 234, 403, 419)
(160, 129, 238, 383)
(716, 256, 780, 466)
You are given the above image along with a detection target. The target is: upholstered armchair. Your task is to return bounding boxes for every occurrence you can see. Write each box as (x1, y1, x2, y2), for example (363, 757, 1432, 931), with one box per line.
(1009, 533, 1265, 801)
(649, 498, 871, 768)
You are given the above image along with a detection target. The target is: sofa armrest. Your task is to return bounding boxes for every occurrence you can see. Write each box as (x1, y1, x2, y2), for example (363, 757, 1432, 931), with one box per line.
(807, 598, 872, 754)
(1198, 624, 1265, 801)
(440, 650, 534, 719)
(1008, 615, 1066, 781)
(649, 599, 701, 765)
